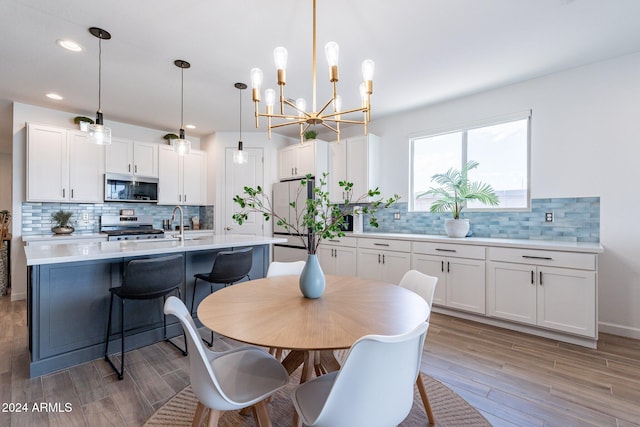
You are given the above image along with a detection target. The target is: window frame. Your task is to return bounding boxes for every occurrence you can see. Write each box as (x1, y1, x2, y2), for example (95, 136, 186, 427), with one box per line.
(409, 111, 532, 213)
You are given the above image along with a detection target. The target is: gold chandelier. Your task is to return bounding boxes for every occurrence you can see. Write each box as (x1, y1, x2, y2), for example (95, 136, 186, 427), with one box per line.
(250, 0, 374, 143)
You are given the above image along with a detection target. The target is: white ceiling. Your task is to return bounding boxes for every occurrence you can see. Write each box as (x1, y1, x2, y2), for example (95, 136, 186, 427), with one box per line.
(2, 0, 640, 152)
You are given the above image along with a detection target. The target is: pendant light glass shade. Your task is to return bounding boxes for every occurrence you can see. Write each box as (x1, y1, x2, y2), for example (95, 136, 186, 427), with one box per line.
(173, 60, 191, 155)
(233, 82, 248, 164)
(88, 27, 111, 145)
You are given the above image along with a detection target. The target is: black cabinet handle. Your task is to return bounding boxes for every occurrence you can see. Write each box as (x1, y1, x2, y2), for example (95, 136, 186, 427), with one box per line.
(128, 164, 131, 172)
(382, 254, 385, 264)
(447, 261, 450, 273)
(374, 243, 390, 247)
(62, 188, 65, 198)
(531, 270, 535, 284)
(71, 189, 74, 199)
(441, 261, 444, 272)
(539, 271, 543, 286)
(378, 254, 381, 263)
(134, 164, 138, 174)
(436, 248, 456, 252)
(522, 255, 553, 261)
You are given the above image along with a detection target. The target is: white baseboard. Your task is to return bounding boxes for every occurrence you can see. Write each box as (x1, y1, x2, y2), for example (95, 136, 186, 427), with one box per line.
(598, 321, 640, 340)
(10, 291, 26, 301)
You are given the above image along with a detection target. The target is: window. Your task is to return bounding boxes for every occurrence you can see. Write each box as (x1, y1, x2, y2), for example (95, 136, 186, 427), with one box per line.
(410, 113, 530, 212)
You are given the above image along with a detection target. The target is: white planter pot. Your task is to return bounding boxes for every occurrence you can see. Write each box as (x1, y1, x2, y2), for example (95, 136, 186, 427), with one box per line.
(444, 219, 469, 238)
(79, 121, 90, 132)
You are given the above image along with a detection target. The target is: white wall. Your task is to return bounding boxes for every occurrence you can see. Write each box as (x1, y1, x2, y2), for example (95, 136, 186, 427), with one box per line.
(356, 52, 640, 338)
(203, 131, 291, 234)
(10, 102, 200, 301)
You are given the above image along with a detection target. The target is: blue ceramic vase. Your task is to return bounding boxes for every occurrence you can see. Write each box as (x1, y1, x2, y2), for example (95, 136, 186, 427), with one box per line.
(299, 254, 325, 299)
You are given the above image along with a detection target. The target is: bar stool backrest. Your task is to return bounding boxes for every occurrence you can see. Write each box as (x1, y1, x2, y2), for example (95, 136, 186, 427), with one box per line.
(120, 254, 184, 298)
(207, 248, 253, 284)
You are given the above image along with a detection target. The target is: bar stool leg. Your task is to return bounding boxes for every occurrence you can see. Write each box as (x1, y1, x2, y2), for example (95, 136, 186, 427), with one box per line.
(190, 277, 198, 316)
(105, 294, 125, 380)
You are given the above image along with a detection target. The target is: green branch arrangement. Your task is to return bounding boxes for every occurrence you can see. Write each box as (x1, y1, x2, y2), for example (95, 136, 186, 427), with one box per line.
(233, 173, 400, 254)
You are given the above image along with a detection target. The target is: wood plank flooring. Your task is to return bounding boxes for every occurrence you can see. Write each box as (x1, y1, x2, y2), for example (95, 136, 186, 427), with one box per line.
(1, 294, 639, 426)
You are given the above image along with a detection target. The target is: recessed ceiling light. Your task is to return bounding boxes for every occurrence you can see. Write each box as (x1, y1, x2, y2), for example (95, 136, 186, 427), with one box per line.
(185, 124, 196, 129)
(56, 39, 83, 52)
(46, 93, 63, 100)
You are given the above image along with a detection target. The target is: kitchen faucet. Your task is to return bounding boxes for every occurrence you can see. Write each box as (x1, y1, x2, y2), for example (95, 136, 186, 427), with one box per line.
(171, 205, 184, 242)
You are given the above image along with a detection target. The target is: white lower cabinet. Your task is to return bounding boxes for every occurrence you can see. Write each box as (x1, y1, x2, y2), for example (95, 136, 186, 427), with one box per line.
(357, 239, 410, 284)
(412, 242, 486, 314)
(487, 247, 597, 338)
(317, 237, 357, 276)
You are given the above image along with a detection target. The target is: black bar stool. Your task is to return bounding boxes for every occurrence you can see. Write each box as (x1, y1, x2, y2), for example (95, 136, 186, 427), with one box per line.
(105, 254, 188, 380)
(191, 247, 253, 346)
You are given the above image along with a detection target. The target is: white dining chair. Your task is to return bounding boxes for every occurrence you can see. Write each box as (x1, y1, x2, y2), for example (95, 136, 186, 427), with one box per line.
(399, 269, 438, 424)
(290, 322, 429, 427)
(164, 296, 289, 427)
(266, 260, 306, 277)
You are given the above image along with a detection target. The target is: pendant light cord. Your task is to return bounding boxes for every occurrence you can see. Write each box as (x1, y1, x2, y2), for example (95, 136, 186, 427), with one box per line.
(97, 37, 102, 111)
(180, 67, 184, 129)
(239, 86, 242, 141)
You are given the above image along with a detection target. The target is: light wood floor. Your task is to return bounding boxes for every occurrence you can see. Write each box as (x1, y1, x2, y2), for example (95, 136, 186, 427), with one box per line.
(1, 295, 639, 427)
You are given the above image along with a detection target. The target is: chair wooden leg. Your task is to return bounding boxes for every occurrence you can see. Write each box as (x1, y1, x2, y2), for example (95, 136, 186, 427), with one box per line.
(300, 350, 315, 383)
(275, 348, 283, 361)
(252, 400, 273, 427)
(291, 410, 302, 427)
(207, 408, 222, 427)
(192, 402, 207, 427)
(416, 372, 436, 425)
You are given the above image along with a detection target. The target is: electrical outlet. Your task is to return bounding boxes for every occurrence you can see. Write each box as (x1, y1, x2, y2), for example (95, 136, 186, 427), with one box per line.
(393, 212, 401, 220)
(82, 212, 89, 220)
(545, 212, 554, 222)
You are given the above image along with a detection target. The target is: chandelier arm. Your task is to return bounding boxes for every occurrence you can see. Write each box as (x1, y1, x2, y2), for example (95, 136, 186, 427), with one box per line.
(320, 122, 338, 133)
(279, 86, 286, 115)
(256, 112, 308, 121)
(270, 120, 307, 129)
(325, 118, 367, 125)
(316, 97, 335, 116)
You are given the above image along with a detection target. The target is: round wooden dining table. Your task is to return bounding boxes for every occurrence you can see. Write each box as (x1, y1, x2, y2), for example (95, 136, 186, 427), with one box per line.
(197, 274, 430, 382)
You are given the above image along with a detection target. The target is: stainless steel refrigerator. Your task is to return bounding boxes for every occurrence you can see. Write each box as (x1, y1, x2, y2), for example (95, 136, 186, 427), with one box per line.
(272, 178, 313, 262)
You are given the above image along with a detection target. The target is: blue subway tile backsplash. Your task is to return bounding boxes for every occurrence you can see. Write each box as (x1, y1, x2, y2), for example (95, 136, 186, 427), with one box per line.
(362, 197, 599, 242)
(22, 202, 214, 235)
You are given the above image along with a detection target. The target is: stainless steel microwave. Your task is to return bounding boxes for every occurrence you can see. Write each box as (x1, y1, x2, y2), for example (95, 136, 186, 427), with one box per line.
(104, 173, 159, 203)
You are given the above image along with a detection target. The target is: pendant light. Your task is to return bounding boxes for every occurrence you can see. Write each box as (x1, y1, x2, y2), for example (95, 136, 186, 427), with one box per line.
(172, 60, 191, 155)
(233, 82, 248, 164)
(87, 27, 112, 145)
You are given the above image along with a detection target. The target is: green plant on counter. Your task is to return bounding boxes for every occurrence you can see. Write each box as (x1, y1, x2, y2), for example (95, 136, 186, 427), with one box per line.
(73, 116, 94, 125)
(51, 210, 73, 228)
(417, 160, 499, 219)
(303, 129, 318, 140)
(233, 173, 400, 254)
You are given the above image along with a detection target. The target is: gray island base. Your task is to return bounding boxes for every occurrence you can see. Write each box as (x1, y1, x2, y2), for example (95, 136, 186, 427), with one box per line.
(25, 235, 285, 378)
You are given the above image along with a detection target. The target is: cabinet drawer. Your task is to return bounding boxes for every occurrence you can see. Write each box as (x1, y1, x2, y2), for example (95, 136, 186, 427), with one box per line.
(321, 236, 358, 248)
(488, 247, 596, 270)
(412, 241, 485, 260)
(357, 238, 410, 252)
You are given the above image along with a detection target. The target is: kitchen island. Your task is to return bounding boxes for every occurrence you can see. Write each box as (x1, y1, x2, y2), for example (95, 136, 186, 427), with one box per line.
(24, 234, 286, 377)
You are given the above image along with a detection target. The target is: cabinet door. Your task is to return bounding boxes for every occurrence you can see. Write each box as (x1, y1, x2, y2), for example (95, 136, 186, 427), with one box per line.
(27, 124, 68, 202)
(487, 261, 536, 325)
(537, 266, 596, 337)
(182, 151, 206, 205)
(278, 146, 297, 180)
(328, 141, 347, 202)
(357, 248, 384, 281)
(381, 251, 410, 284)
(68, 131, 104, 202)
(411, 254, 447, 306)
(446, 258, 486, 314)
(158, 146, 181, 205)
(317, 246, 336, 275)
(133, 141, 158, 177)
(347, 136, 368, 199)
(105, 137, 133, 174)
(296, 142, 316, 177)
(335, 247, 357, 276)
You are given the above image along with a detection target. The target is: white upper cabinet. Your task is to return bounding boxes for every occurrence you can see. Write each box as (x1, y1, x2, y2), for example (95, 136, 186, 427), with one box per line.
(158, 146, 206, 206)
(106, 138, 158, 177)
(27, 124, 103, 203)
(328, 134, 380, 202)
(277, 139, 328, 181)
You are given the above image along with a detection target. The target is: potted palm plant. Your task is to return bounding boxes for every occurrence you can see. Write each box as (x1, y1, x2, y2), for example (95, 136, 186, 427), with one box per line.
(418, 160, 499, 238)
(233, 173, 399, 298)
(51, 210, 74, 234)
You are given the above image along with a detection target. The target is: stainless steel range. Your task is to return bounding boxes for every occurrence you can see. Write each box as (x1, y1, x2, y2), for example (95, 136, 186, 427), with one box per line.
(100, 215, 165, 241)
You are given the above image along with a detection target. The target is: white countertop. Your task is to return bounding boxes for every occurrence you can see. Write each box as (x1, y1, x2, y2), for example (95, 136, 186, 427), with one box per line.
(348, 232, 604, 253)
(24, 234, 286, 266)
